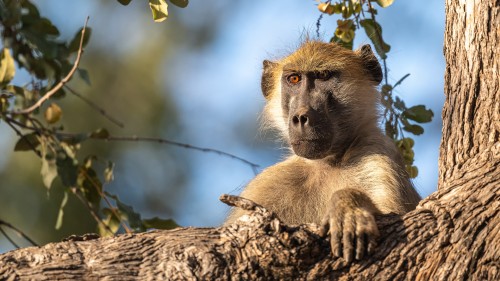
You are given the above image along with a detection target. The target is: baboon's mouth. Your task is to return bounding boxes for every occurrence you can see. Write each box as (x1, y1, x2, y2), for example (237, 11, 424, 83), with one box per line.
(291, 139, 321, 145)
(291, 138, 331, 159)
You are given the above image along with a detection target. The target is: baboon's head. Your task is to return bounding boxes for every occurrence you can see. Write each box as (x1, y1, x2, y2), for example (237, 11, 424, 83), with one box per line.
(261, 41, 382, 159)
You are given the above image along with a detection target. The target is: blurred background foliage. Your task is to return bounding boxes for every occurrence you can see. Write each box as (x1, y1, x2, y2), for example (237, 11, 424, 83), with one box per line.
(0, 0, 445, 252)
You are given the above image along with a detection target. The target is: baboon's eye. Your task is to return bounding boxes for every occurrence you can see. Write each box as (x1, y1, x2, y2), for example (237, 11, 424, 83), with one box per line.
(316, 70, 335, 80)
(287, 74, 301, 85)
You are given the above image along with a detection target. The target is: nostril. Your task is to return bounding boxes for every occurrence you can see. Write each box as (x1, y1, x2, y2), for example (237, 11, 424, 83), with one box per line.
(292, 114, 309, 126)
(299, 115, 308, 125)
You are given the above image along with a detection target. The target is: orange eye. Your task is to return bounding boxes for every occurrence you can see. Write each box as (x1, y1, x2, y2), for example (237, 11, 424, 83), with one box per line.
(287, 74, 301, 84)
(317, 71, 331, 80)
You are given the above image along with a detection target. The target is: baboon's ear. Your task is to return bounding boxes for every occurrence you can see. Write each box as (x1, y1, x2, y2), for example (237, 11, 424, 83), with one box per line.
(359, 44, 383, 84)
(261, 60, 279, 99)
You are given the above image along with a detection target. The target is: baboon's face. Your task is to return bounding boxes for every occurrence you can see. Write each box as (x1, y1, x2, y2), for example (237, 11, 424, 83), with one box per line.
(261, 42, 382, 159)
(280, 69, 346, 159)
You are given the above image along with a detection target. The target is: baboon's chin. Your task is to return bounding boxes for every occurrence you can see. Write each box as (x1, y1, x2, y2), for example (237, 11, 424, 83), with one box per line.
(291, 140, 330, 160)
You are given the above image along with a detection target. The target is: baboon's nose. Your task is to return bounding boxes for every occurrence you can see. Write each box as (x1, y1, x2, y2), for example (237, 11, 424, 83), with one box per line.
(291, 108, 318, 130)
(292, 112, 309, 127)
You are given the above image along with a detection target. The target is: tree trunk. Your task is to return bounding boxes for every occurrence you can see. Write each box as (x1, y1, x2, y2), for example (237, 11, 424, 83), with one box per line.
(1, 0, 499, 280)
(439, 0, 499, 193)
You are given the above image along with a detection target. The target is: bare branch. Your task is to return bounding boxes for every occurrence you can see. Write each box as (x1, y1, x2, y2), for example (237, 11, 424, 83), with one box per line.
(4, 117, 260, 174)
(0, 219, 38, 247)
(70, 188, 115, 236)
(95, 135, 260, 175)
(64, 85, 124, 128)
(79, 170, 132, 233)
(4, 118, 41, 157)
(220, 194, 262, 211)
(0, 225, 20, 249)
(13, 16, 90, 115)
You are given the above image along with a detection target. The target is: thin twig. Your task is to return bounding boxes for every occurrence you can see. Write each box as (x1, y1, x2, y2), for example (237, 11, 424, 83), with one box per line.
(99, 135, 260, 175)
(5, 117, 260, 175)
(71, 188, 115, 235)
(0, 219, 38, 247)
(80, 170, 132, 233)
(64, 85, 124, 128)
(393, 73, 410, 89)
(316, 14, 324, 38)
(4, 118, 42, 157)
(14, 16, 90, 114)
(0, 227, 20, 248)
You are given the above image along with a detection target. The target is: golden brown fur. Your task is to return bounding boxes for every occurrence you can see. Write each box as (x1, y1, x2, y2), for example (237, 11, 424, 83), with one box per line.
(226, 41, 420, 262)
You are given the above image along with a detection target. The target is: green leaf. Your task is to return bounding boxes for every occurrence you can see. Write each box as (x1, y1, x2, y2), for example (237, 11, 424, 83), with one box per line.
(14, 133, 40, 151)
(104, 161, 114, 183)
(406, 165, 418, 178)
(0, 94, 9, 112)
(99, 208, 121, 236)
(117, 0, 133, 5)
(376, 0, 394, 8)
(385, 121, 396, 139)
(56, 150, 78, 187)
(403, 124, 424, 135)
(360, 19, 390, 59)
(393, 73, 410, 89)
(20, 29, 60, 59)
(117, 201, 142, 230)
(169, 0, 188, 8)
(5, 85, 25, 96)
(334, 19, 355, 43)
(381, 84, 392, 96)
(396, 138, 415, 165)
(41, 154, 57, 189)
(44, 102, 63, 124)
(90, 128, 110, 139)
(51, 88, 66, 99)
(142, 217, 179, 230)
(394, 96, 406, 111)
(21, 1, 41, 18)
(107, 193, 144, 231)
(0, 48, 16, 86)
(68, 27, 92, 53)
(318, 3, 335, 15)
(32, 18, 60, 36)
(342, 1, 353, 18)
(401, 137, 415, 149)
(403, 105, 434, 123)
(330, 35, 353, 50)
(149, 0, 169, 22)
(55, 192, 68, 230)
(77, 164, 102, 206)
(77, 68, 91, 85)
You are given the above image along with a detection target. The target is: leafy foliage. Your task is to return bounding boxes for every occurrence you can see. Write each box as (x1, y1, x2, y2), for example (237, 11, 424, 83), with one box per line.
(0, 0, 179, 238)
(116, 0, 189, 22)
(318, 0, 434, 177)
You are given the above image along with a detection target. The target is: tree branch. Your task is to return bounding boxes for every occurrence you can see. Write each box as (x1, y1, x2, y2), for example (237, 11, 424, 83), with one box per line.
(92, 135, 260, 174)
(64, 85, 124, 128)
(0, 219, 38, 248)
(13, 16, 89, 115)
(1, 181, 498, 280)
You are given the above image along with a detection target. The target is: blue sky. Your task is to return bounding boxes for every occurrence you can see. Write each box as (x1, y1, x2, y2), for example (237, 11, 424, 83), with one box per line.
(0, 1, 445, 230)
(165, 1, 446, 225)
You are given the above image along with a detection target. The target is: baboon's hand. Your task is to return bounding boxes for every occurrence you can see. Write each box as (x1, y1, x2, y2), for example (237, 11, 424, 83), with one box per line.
(319, 192, 380, 263)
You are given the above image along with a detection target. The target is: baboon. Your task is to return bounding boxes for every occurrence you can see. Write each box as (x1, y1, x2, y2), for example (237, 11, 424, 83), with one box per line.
(226, 41, 421, 263)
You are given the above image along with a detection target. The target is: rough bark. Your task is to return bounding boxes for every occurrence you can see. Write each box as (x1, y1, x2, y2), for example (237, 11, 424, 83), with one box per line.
(1, 191, 498, 280)
(1, 0, 499, 280)
(439, 0, 499, 193)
